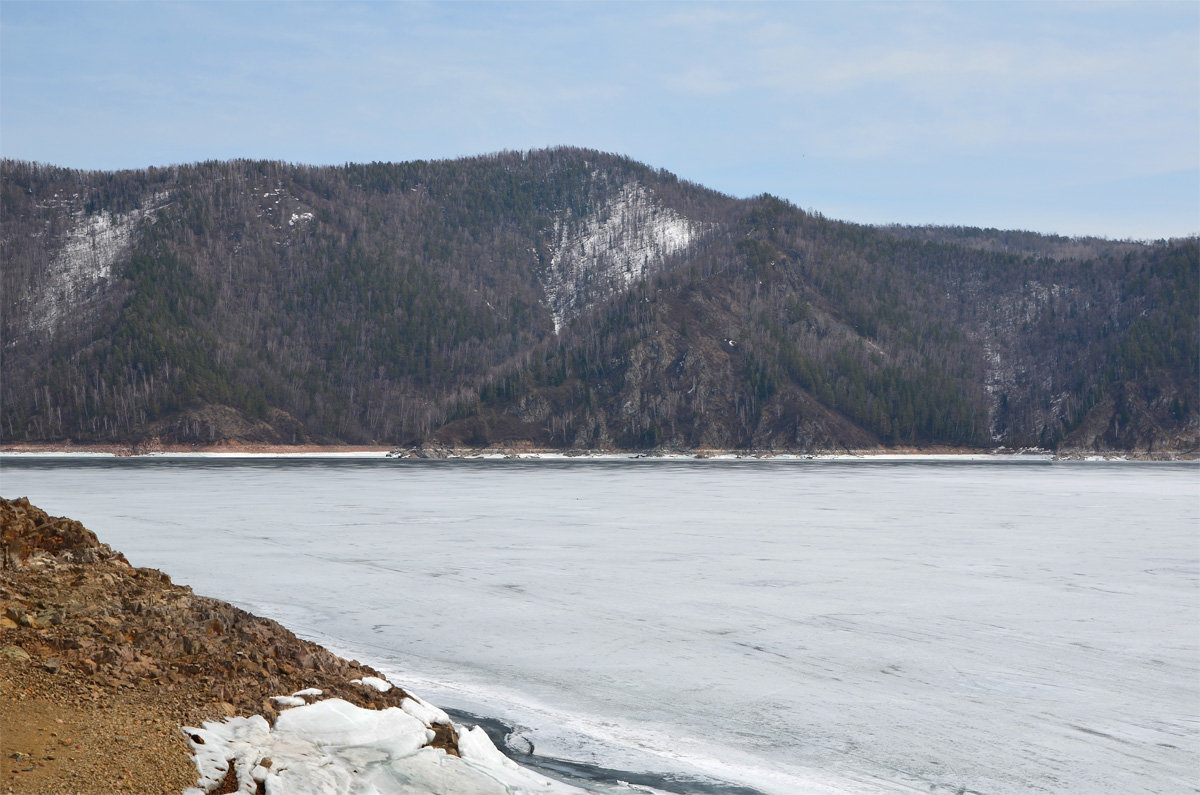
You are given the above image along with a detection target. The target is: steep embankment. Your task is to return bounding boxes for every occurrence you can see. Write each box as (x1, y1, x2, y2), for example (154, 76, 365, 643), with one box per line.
(0, 497, 458, 794)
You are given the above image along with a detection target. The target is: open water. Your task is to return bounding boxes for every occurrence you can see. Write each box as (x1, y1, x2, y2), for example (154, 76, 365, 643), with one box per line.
(2, 457, 1197, 794)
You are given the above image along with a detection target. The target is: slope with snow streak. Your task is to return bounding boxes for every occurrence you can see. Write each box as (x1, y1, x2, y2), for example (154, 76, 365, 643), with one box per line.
(542, 181, 707, 332)
(19, 191, 171, 336)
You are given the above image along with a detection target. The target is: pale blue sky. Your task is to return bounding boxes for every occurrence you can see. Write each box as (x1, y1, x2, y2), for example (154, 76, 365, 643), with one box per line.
(2, 1, 1197, 239)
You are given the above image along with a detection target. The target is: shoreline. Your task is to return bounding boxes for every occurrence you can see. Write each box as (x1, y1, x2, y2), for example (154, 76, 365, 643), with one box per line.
(2, 442, 1194, 462)
(0, 498, 597, 794)
(1, 496, 772, 795)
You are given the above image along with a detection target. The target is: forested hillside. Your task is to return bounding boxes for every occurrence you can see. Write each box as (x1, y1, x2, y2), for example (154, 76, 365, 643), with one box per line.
(2, 149, 1196, 453)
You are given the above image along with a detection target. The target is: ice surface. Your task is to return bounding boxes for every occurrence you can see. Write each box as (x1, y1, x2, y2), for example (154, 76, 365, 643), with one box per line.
(8, 459, 1198, 794)
(455, 724, 586, 792)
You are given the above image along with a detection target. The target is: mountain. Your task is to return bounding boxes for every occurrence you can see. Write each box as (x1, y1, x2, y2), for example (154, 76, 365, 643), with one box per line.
(2, 148, 1196, 454)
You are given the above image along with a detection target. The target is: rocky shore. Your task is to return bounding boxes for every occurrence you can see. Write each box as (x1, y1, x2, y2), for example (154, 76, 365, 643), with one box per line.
(0, 497, 458, 794)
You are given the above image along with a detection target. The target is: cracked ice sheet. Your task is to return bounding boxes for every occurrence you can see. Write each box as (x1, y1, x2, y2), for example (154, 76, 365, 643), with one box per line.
(183, 698, 583, 795)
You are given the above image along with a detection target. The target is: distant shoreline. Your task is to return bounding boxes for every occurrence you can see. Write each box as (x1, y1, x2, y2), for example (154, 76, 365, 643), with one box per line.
(1, 442, 1194, 462)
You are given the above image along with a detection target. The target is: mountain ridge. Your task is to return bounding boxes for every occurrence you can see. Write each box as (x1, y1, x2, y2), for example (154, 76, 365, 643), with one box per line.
(2, 148, 1196, 454)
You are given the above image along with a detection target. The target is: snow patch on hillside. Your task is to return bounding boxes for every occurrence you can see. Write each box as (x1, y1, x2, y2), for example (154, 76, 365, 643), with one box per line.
(26, 192, 170, 335)
(543, 182, 706, 333)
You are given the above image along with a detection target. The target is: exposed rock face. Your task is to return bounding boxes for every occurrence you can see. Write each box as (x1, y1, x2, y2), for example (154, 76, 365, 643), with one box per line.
(0, 496, 459, 792)
(1, 497, 125, 568)
(1058, 378, 1200, 454)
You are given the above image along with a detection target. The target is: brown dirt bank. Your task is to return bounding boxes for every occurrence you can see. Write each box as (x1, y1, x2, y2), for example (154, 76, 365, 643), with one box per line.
(0, 497, 456, 794)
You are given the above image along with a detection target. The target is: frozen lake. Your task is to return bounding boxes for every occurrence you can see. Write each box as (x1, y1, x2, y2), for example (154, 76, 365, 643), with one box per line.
(2, 458, 1197, 794)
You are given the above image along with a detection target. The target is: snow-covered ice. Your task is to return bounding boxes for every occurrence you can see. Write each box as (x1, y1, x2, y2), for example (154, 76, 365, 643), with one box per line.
(402, 695, 451, 727)
(183, 696, 582, 794)
(6, 459, 1198, 794)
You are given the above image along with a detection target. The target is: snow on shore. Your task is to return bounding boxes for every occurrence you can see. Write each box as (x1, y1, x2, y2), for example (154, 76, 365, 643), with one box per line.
(184, 682, 585, 795)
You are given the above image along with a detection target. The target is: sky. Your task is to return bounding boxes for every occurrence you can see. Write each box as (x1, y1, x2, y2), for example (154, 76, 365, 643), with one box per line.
(2, 1, 1197, 240)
